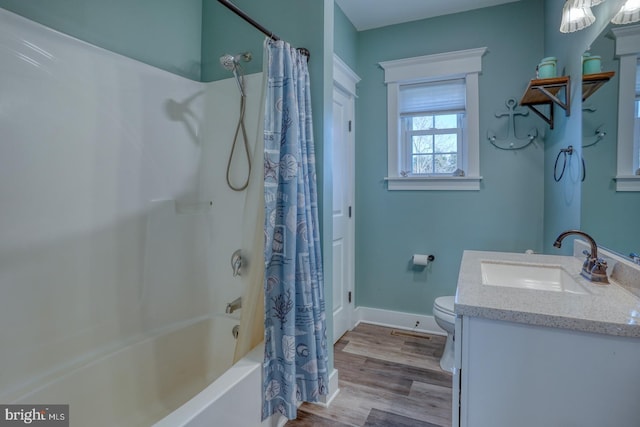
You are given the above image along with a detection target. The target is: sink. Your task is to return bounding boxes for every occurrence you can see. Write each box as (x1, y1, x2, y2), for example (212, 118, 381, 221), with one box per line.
(480, 260, 590, 295)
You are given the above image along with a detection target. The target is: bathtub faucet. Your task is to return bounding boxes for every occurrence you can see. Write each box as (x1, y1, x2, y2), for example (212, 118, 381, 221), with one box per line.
(553, 230, 609, 284)
(225, 297, 242, 314)
(231, 249, 242, 277)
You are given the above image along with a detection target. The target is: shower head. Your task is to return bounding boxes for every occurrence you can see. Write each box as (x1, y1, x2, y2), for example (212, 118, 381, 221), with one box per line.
(220, 54, 238, 71)
(219, 52, 252, 97)
(219, 52, 252, 71)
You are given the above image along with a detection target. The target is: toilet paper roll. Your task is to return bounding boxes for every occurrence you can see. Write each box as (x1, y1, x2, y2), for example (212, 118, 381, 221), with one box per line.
(412, 254, 432, 266)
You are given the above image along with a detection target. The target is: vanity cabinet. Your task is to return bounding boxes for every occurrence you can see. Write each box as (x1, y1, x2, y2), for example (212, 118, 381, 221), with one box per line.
(452, 249, 640, 427)
(453, 316, 640, 427)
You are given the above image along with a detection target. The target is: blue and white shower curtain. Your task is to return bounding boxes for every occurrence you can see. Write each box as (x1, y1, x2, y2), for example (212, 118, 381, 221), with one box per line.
(262, 39, 329, 420)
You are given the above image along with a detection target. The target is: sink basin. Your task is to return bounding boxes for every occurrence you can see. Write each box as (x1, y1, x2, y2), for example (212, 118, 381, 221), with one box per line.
(480, 260, 590, 295)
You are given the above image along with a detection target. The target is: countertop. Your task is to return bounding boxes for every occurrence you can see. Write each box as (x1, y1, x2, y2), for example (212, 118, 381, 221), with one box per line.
(455, 250, 640, 338)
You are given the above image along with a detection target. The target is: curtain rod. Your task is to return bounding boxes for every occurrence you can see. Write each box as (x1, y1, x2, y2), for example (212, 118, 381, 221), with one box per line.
(217, 0, 310, 60)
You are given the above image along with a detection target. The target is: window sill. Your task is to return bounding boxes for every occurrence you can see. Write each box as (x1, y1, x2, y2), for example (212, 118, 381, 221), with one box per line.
(615, 175, 640, 192)
(385, 176, 482, 191)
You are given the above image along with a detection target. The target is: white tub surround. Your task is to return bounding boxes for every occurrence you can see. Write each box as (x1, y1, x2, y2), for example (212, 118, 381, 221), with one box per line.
(453, 248, 640, 427)
(456, 250, 640, 337)
(0, 7, 271, 427)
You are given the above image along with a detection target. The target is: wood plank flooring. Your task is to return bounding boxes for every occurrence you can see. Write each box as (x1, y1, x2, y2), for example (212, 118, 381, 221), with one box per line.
(285, 323, 453, 427)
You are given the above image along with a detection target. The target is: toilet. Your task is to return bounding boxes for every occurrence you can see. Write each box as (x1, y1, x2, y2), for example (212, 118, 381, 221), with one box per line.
(433, 296, 455, 373)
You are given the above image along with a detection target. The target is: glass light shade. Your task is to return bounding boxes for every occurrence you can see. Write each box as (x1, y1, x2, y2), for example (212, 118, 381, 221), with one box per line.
(574, 0, 605, 6)
(560, 0, 596, 33)
(611, 0, 640, 24)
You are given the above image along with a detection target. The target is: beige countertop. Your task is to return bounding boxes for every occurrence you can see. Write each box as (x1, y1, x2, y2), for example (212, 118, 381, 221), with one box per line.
(455, 249, 640, 338)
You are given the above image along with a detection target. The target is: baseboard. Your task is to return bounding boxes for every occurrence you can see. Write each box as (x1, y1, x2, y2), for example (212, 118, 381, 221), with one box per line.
(353, 306, 446, 336)
(315, 368, 339, 407)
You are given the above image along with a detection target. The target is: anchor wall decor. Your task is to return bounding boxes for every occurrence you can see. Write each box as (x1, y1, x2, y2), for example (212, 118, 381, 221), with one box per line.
(487, 98, 538, 150)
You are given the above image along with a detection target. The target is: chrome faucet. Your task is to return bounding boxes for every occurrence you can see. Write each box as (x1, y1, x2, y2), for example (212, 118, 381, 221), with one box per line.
(225, 297, 242, 314)
(553, 230, 609, 284)
(231, 249, 242, 277)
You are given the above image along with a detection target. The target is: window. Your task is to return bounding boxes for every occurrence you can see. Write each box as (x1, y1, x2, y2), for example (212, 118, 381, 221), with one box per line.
(611, 26, 640, 191)
(380, 48, 486, 190)
(399, 80, 465, 176)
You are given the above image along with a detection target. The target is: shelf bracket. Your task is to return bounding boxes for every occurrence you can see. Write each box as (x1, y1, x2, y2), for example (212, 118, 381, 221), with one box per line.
(519, 76, 570, 130)
(533, 84, 570, 115)
(526, 103, 555, 129)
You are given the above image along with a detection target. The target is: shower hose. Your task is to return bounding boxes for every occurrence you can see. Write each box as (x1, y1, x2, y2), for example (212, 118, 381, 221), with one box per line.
(226, 92, 251, 191)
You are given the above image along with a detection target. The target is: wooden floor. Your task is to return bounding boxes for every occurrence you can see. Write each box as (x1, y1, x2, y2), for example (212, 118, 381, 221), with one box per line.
(285, 323, 453, 427)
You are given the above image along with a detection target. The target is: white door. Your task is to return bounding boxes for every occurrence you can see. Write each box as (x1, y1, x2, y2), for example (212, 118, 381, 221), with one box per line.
(332, 85, 355, 343)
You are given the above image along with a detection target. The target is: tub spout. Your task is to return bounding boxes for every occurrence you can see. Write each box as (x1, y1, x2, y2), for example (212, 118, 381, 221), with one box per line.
(226, 297, 242, 314)
(553, 230, 609, 284)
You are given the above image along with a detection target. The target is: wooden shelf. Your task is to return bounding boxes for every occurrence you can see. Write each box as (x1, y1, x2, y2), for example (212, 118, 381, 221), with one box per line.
(582, 71, 615, 101)
(519, 76, 570, 130)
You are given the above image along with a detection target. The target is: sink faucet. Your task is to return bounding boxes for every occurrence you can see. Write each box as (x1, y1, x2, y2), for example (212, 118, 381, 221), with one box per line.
(553, 230, 609, 284)
(225, 297, 242, 314)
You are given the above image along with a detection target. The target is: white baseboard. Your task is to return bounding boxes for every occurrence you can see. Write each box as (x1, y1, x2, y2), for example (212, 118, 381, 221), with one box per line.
(317, 368, 339, 407)
(353, 306, 446, 336)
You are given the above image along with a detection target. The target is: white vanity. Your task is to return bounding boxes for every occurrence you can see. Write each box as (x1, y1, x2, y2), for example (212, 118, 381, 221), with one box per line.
(453, 245, 640, 427)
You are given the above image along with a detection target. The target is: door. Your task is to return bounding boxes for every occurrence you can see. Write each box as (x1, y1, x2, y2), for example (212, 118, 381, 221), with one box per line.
(332, 85, 355, 343)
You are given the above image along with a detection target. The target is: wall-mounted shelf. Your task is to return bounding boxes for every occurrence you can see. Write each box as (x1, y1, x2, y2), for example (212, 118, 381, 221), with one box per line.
(519, 76, 570, 130)
(582, 71, 615, 101)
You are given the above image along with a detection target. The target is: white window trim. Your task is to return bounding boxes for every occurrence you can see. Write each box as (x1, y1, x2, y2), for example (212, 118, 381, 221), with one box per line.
(611, 25, 640, 192)
(380, 47, 487, 191)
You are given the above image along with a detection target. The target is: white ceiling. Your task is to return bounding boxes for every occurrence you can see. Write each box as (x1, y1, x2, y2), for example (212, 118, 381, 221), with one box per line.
(335, 0, 521, 31)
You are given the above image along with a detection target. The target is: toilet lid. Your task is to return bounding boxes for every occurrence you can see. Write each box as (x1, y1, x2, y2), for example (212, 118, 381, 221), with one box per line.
(434, 296, 455, 315)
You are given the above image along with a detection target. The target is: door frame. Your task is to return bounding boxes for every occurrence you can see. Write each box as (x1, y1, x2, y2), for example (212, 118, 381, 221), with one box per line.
(332, 55, 360, 342)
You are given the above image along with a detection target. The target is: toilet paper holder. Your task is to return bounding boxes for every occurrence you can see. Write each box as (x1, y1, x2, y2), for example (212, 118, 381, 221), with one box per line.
(412, 254, 435, 266)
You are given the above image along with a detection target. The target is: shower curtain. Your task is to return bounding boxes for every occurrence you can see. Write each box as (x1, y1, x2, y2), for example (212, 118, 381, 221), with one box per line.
(261, 39, 329, 420)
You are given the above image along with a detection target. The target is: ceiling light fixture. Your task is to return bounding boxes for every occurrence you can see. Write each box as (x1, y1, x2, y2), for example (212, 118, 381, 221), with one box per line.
(574, 0, 606, 5)
(560, 0, 596, 33)
(611, 0, 640, 24)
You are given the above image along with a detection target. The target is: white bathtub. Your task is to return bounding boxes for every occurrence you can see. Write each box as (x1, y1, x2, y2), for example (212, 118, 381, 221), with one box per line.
(13, 314, 279, 427)
(155, 340, 284, 427)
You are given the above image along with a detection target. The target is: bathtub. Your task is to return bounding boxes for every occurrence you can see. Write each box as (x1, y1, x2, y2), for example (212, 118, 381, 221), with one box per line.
(155, 340, 285, 427)
(12, 314, 280, 427)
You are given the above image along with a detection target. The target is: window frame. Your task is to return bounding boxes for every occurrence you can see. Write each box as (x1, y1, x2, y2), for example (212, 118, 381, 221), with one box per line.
(611, 25, 640, 191)
(380, 47, 486, 191)
(400, 110, 464, 176)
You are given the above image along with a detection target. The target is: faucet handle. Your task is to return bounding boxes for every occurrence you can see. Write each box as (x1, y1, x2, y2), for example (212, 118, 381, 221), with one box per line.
(582, 249, 592, 258)
(591, 258, 608, 276)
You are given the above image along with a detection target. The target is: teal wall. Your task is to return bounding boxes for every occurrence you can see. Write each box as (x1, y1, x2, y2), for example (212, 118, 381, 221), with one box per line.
(541, 0, 584, 254)
(581, 24, 640, 258)
(201, 0, 326, 82)
(354, 0, 545, 314)
(0, 0, 203, 80)
(333, 3, 357, 70)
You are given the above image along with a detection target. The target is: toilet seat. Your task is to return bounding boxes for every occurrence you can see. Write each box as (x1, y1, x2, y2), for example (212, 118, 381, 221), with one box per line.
(434, 296, 455, 315)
